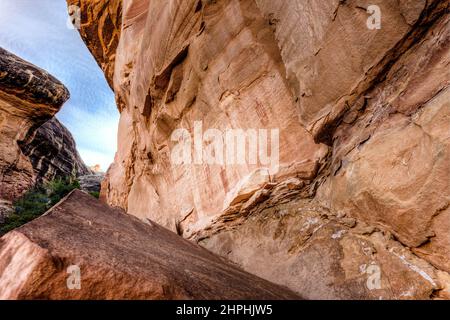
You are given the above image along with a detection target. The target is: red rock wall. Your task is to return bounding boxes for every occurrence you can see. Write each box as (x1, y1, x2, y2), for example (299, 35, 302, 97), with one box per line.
(0, 47, 69, 200)
(70, 0, 450, 299)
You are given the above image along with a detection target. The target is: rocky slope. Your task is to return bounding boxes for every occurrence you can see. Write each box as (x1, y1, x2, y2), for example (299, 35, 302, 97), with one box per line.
(0, 190, 299, 300)
(0, 47, 91, 201)
(69, 0, 450, 299)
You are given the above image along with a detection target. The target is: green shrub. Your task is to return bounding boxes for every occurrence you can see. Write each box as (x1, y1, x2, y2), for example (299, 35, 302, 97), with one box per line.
(89, 191, 100, 199)
(46, 177, 80, 206)
(0, 177, 80, 236)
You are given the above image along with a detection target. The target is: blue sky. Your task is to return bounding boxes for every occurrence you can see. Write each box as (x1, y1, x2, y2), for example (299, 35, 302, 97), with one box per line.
(0, 0, 119, 171)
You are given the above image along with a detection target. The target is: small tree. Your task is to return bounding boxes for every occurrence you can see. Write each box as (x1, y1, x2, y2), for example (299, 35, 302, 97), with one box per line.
(0, 177, 80, 236)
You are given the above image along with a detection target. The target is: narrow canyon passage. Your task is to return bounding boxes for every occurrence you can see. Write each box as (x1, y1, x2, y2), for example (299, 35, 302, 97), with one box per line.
(0, 0, 449, 301)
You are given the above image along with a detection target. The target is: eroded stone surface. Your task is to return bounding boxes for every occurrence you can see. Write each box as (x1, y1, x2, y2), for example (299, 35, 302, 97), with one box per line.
(70, 0, 450, 299)
(200, 198, 450, 300)
(0, 190, 299, 300)
(0, 47, 70, 200)
(67, 0, 122, 89)
(22, 118, 92, 184)
(81, 0, 328, 235)
(317, 13, 450, 265)
(256, 0, 447, 143)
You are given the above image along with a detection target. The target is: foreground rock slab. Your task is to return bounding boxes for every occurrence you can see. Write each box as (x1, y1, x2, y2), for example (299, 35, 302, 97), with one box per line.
(0, 190, 299, 300)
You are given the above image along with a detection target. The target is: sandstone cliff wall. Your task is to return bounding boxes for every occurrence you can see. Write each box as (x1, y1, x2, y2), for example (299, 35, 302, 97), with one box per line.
(21, 117, 92, 184)
(0, 47, 91, 201)
(0, 47, 69, 200)
(70, 0, 450, 299)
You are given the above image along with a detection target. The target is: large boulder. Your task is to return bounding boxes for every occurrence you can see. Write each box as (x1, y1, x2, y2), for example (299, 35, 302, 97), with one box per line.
(0, 190, 299, 300)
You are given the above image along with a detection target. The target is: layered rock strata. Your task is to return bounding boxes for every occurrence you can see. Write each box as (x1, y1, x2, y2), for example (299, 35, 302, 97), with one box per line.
(0, 47, 90, 200)
(22, 118, 92, 184)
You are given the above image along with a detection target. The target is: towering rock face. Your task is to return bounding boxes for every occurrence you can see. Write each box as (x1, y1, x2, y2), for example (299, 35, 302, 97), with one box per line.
(71, 0, 450, 299)
(0, 47, 91, 201)
(0, 47, 69, 200)
(73, 0, 329, 232)
(0, 190, 299, 300)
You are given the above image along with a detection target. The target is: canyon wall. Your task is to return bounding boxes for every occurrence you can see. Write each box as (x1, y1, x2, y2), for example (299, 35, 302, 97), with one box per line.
(0, 47, 91, 201)
(22, 118, 92, 184)
(71, 0, 450, 299)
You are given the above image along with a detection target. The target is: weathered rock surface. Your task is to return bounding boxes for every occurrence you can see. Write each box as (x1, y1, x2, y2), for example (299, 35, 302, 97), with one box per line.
(79, 173, 105, 193)
(0, 190, 299, 300)
(70, 0, 450, 299)
(21, 118, 92, 184)
(67, 0, 122, 89)
(0, 199, 12, 225)
(0, 47, 90, 201)
(200, 198, 450, 300)
(316, 4, 450, 277)
(78, 0, 328, 231)
(0, 47, 69, 200)
(255, 0, 448, 143)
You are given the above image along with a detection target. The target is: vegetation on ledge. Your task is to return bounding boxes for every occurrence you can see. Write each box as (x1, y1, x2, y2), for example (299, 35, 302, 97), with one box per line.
(89, 191, 100, 199)
(0, 177, 80, 236)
